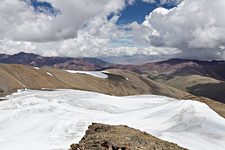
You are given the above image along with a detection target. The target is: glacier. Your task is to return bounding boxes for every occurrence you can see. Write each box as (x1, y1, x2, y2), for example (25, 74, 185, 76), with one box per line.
(0, 89, 225, 150)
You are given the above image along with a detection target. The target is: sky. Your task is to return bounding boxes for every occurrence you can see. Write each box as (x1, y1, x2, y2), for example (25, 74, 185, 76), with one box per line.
(0, 0, 225, 60)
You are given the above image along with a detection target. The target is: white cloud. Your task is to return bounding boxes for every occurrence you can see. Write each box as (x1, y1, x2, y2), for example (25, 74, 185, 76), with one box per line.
(159, 0, 183, 5)
(142, 0, 183, 5)
(126, 0, 135, 5)
(142, 0, 156, 3)
(0, 0, 125, 42)
(0, 0, 142, 57)
(132, 0, 225, 60)
(1, 0, 175, 58)
(1, 0, 225, 60)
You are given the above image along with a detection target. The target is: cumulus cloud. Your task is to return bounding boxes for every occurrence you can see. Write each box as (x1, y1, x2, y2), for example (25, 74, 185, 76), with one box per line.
(0, 0, 177, 57)
(1, 0, 224, 60)
(0, 0, 125, 42)
(142, 0, 182, 5)
(159, 0, 183, 5)
(0, 0, 131, 57)
(126, 0, 135, 5)
(132, 0, 225, 60)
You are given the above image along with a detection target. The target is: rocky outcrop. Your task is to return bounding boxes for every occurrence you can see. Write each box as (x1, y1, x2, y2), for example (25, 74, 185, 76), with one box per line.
(69, 123, 187, 150)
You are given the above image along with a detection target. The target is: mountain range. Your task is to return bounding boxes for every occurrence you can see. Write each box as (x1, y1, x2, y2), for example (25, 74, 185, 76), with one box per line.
(1, 52, 224, 104)
(0, 52, 109, 71)
(110, 58, 225, 103)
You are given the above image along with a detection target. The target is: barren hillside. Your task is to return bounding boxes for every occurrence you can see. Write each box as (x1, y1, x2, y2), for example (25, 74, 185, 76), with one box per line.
(0, 64, 189, 98)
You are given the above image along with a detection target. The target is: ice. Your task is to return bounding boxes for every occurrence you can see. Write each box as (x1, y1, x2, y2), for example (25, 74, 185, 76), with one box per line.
(46, 72, 53, 77)
(65, 70, 108, 79)
(0, 89, 225, 150)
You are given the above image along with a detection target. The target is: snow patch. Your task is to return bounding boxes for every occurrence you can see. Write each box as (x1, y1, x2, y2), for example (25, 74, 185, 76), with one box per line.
(101, 70, 110, 73)
(0, 90, 225, 150)
(66, 70, 108, 79)
(46, 72, 53, 77)
(34, 67, 39, 70)
(15, 79, 26, 88)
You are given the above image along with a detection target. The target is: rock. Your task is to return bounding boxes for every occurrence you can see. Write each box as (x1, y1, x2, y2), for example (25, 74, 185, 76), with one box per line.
(69, 123, 187, 150)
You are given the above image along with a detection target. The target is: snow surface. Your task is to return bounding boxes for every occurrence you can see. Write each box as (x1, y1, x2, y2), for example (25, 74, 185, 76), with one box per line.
(16, 80, 26, 87)
(46, 72, 53, 77)
(0, 89, 225, 150)
(66, 70, 108, 79)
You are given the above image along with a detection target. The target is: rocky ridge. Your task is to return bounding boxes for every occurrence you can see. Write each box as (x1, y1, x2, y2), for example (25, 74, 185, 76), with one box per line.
(70, 123, 187, 150)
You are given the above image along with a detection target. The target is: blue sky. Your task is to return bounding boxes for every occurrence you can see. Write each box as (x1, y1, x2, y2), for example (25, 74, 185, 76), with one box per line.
(31, 0, 177, 25)
(30, 0, 60, 15)
(117, 0, 177, 24)
(117, 1, 158, 24)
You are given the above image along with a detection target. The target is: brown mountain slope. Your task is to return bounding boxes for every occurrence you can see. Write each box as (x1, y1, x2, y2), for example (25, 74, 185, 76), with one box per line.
(0, 64, 225, 119)
(0, 64, 69, 96)
(111, 58, 225, 81)
(187, 82, 225, 102)
(0, 64, 189, 99)
(154, 75, 220, 91)
(70, 123, 187, 150)
(152, 74, 225, 103)
(109, 59, 225, 103)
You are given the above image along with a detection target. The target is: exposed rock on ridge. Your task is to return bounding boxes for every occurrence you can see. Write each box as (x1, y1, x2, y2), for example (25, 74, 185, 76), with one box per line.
(69, 123, 187, 150)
